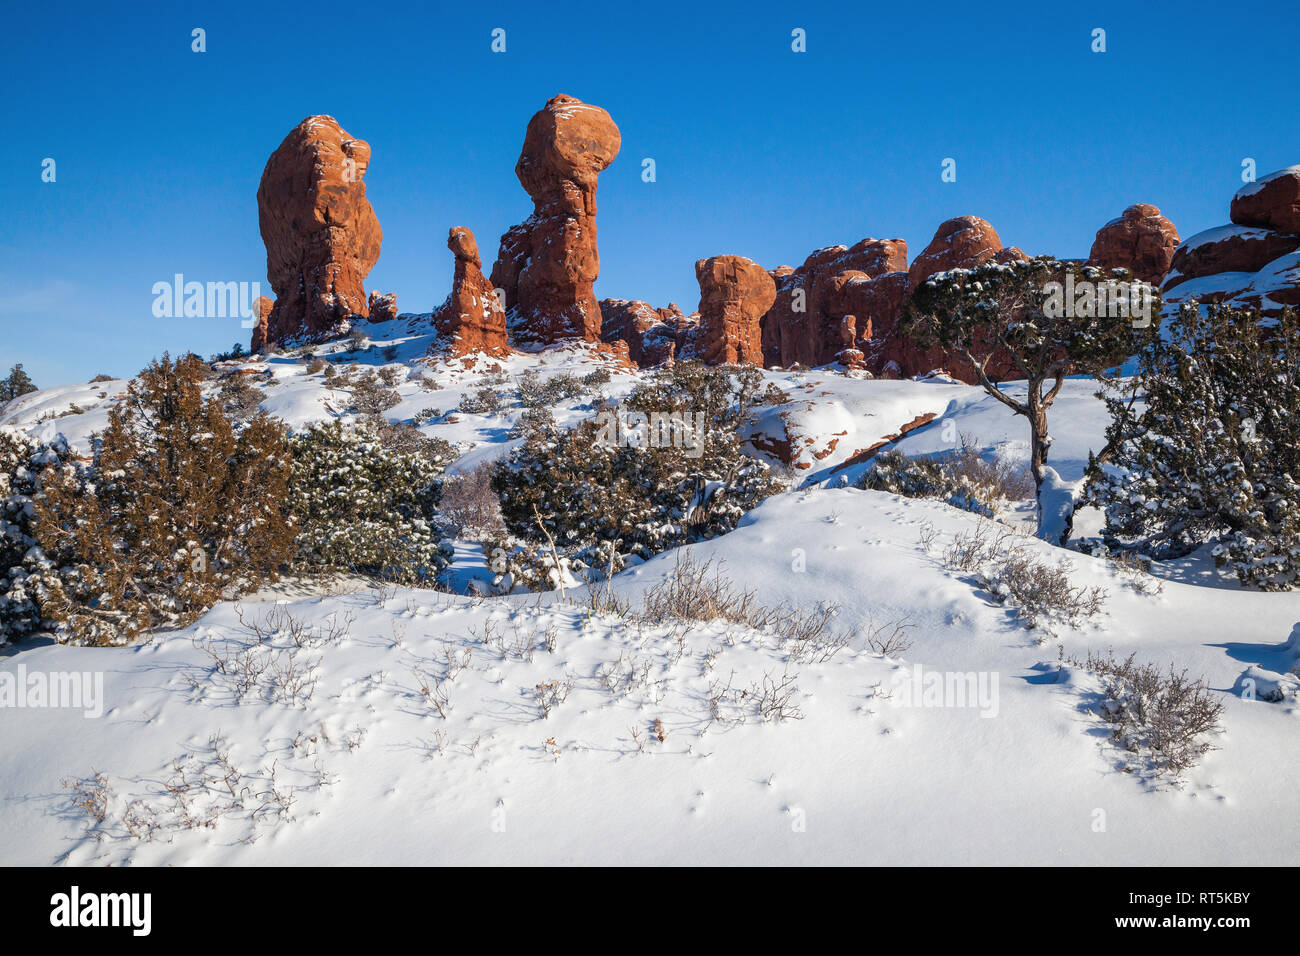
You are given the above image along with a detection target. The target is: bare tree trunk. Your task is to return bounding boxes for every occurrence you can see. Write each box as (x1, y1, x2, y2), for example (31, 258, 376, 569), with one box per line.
(1027, 381, 1068, 543)
(1027, 385, 1052, 494)
(531, 504, 566, 601)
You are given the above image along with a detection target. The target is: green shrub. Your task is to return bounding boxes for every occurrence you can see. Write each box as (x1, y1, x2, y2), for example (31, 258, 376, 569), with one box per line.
(490, 364, 781, 590)
(34, 354, 294, 645)
(288, 420, 450, 583)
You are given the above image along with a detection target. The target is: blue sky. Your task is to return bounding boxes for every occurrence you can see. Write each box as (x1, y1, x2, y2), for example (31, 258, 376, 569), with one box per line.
(3, 0, 1299, 385)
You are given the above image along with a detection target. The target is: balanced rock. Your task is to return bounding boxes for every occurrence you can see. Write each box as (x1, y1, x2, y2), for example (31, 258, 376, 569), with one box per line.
(1086, 203, 1180, 284)
(433, 227, 508, 356)
(835, 315, 867, 369)
(490, 95, 621, 344)
(256, 115, 382, 345)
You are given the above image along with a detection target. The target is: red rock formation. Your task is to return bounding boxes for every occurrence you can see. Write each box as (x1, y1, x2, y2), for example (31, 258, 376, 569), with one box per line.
(1160, 168, 1300, 318)
(433, 227, 508, 356)
(599, 299, 692, 367)
(691, 256, 776, 365)
(761, 238, 907, 367)
(1231, 167, 1300, 234)
(755, 217, 1022, 381)
(835, 315, 867, 369)
(858, 216, 1024, 382)
(1164, 226, 1300, 291)
(367, 291, 398, 324)
(256, 115, 382, 345)
(1086, 203, 1180, 284)
(249, 296, 273, 353)
(907, 215, 1013, 289)
(490, 95, 621, 345)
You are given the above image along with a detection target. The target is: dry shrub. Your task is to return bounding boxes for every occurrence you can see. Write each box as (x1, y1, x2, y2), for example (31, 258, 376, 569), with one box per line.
(940, 519, 1106, 637)
(947, 438, 1035, 504)
(1075, 650, 1224, 783)
(979, 552, 1107, 634)
(642, 549, 905, 663)
(439, 463, 506, 538)
(642, 550, 779, 628)
(942, 520, 1021, 573)
(350, 372, 401, 417)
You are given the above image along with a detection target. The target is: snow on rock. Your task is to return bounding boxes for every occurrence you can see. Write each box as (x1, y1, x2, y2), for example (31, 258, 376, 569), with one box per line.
(1165, 167, 1300, 317)
(741, 373, 979, 478)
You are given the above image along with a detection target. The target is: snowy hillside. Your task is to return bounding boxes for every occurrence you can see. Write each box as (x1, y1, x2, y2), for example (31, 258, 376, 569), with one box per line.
(3, 318, 1298, 866)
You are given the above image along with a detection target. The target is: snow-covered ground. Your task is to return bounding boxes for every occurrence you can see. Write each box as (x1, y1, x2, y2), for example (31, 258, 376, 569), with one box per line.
(3, 319, 1297, 865)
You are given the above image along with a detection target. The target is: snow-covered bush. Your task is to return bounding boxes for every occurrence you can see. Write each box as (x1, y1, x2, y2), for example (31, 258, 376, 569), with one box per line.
(624, 361, 787, 428)
(458, 387, 506, 415)
(0, 429, 74, 644)
(581, 367, 612, 389)
(35, 354, 295, 645)
(490, 384, 779, 586)
(509, 405, 555, 438)
(349, 371, 401, 418)
(516, 369, 589, 407)
(858, 443, 1031, 516)
(372, 421, 457, 466)
(288, 419, 450, 584)
(1086, 303, 1300, 589)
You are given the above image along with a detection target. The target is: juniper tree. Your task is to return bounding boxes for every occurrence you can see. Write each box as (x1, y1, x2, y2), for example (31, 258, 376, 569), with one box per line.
(34, 353, 293, 644)
(492, 362, 781, 573)
(904, 256, 1159, 540)
(0, 429, 75, 643)
(287, 419, 450, 583)
(1, 364, 37, 405)
(1085, 303, 1300, 589)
